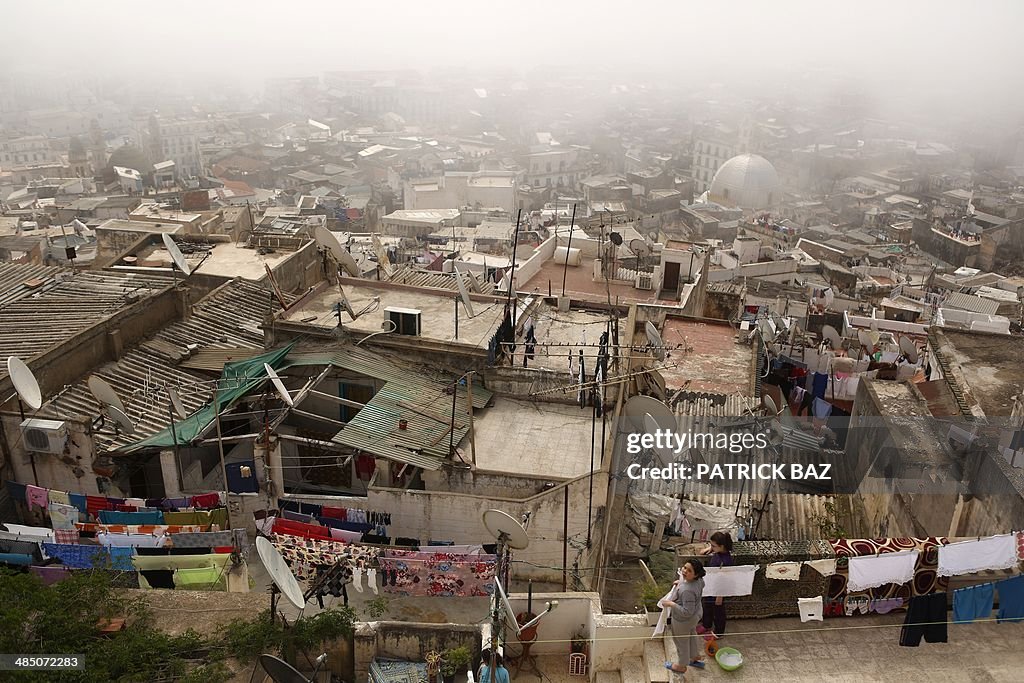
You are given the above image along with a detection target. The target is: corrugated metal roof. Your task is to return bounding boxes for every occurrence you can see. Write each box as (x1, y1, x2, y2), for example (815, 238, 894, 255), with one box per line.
(0, 266, 175, 379)
(633, 391, 835, 541)
(286, 347, 492, 471)
(941, 291, 999, 316)
(387, 264, 498, 295)
(41, 279, 277, 451)
(0, 263, 63, 307)
(179, 348, 262, 372)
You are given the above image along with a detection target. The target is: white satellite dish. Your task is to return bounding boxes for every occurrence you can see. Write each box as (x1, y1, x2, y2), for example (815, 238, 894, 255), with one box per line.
(105, 405, 136, 435)
(87, 375, 125, 414)
(857, 329, 873, 350)
(264, 364, 293, 407)
(642, 412, 673, 460)
(452, 265, 475, 317)
(161, 233, 191, 277)
(899, 336, 919, 364)
(821, 325, 842, 350)
(624, 395, 676, 432)
(482, 509, 530, 550)
(7, 356, 42, 410)
(314, 226, 360, 277)
(763, 394, 778, 416)
(167, 386, 188, 419)
(645, 321, 665, 361)
(256, 537, 306, 610)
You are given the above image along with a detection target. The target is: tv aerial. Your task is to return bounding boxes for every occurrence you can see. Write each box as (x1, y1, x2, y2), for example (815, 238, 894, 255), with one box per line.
(645, 321, 666, 361)
(256, 537, 306, 621)
(315, 225, 361, 277)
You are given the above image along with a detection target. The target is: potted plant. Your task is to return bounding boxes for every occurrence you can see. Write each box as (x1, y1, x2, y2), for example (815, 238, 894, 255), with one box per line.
(441, 645, 471, 683)
(426, 650, 442, 683)
(638, 579, 673, 626)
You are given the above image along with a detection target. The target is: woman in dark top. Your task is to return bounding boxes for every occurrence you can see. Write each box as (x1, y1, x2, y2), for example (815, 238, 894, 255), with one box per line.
(699, 531, 734, 637)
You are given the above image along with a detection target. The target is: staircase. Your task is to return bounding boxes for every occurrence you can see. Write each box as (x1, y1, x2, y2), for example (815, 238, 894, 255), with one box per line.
(599, 634, 678, 683)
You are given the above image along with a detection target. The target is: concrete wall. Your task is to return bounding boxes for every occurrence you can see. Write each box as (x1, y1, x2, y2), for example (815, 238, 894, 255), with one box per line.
(354, 622, 481, 683)
(706, 258, 798, 282)
(794, 238, 846, 264)
(912, 217, 980, 268)
(591, 614, 650, 673)
(95, 225, 182, 260)
(504, 592, 597, 656)
(365, 472, 608, 583)
(270, 240, 323, 295)
(514, 235, 558, 288)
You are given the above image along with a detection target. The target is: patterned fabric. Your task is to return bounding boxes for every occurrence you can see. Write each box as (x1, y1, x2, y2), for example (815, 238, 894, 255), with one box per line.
(76, 523, 205, 535)
(377, 549, 496, 597)
(765, 562, 802, 580)
(49, 503, 79, 530)
(25, 484, 48, 509)
(170, 531, 233, 548)
(270, 532, 380, 580)
(828, 537, 949, 603)
(54, 529, 80, 544)
(41, 543, 135, 570)
(48, 491, 71, 505)
(1017, 532, 1024, 561)
(369, 659, 428, 683)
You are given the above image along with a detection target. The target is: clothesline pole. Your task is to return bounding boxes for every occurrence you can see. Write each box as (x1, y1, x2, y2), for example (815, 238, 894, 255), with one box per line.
(562, 485, 569, 592)
(466, 373, 476, 466)
(213, 385, 232, 531)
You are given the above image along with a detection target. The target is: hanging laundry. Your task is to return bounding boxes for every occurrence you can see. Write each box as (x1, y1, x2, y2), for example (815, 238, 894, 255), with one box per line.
(2, 524, 54, 542)
(97, 532, 167, 548)
(899, 593, 948, 646)
(173, 566, 225, 590)
(870, 597, 904, 614)
(798, 596, 824, 623)
(812, 373, 828, 399)
(804, 558, 836, 577)
(67, 493, 88, 517)
(131, 553, 230, 572)
(139, 570, 176, 589)
(352, 566, 364, 593)
(5, 481, 27, 505)
(953, 583, 994, 623)
(25, 485, 48, 510)
(651, 581, 677, 637)
(812, 398, 833, 419)
(99, 510, 164, 525)
(765, 562, 802, 580)
(377, 549, 497, 597)
(937, 534, 1017, 576)
(48, 490, 71, 506)
(847, 550, 919, 592)
(48, 503, 79, 530)
(54, 529, 80, 544)
(189, 493, 221, 509)
(282, 509, 316, 524)
(844, 595, 870, 616)
(170, 531, 233, 548)
(1017, 531, 1024, 561)
(996, 575, 1024, 623)
(41, 543, 135, 570)
(366, 567, 379, 595)
(30, 565, 70, 586)
(702, 565, 758, 597)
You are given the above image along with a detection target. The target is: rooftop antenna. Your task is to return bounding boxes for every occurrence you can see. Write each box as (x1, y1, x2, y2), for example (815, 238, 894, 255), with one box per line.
(255, 536, 306, 624)
(452, 264, 475, 339)
(6, 356, 43, 485)
(645, 320, 665, 361)
(314, 225, 361, 277)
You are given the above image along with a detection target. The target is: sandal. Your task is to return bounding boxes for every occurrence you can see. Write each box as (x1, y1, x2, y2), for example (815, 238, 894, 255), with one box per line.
(689, 660, 706, 669)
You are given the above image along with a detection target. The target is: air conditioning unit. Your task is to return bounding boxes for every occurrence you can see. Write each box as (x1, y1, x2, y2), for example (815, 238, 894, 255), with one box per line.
(635, 272, 653, 290)
(20, 418, 68, 454)
(384, 307, 421, 336)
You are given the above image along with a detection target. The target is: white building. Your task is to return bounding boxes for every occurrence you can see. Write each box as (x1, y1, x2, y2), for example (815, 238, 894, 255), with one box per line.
(113, 166, 143, 194)
(404, 171, 518, 214)
(708, 154, 780, 210)
(0, 136, 61, 167)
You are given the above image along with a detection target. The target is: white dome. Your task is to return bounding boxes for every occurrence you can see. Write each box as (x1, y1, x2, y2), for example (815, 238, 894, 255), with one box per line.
(709, 154, 780, 209)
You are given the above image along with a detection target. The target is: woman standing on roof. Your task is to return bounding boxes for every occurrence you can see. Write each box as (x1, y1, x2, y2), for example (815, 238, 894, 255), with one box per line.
(699, 531, 734, 638)
(662, 559, 706, 679)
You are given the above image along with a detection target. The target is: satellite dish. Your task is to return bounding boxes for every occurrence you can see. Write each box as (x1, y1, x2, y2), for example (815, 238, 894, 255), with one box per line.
(763, 394, 778, 416)
(167, 387, 187, 419)
(821, 325, 841, 350)
(609, 231, 623, 246)
(258, 655, 308, 683)
(857, 329, 873, 350)
(264, 364, 293, 407)
(482, 509, 530, 550)
(314, 226, 360, 277)
(256, 537, 306, 610)
(645, 321, 665, 361)
(629, 239, 651, 259)
(868, 330, 881, 347)
(105, 405, 136, 435)
(869, 320, 879, 333)
(899, 336, 919, 364)
(624, 395, 675, 432)
(87, 375, 125, 414)
(7, 356, 42, 410)
(642, 413, 673, 460)
(161, 233, 191, 276)
(452, 265, 475, 317)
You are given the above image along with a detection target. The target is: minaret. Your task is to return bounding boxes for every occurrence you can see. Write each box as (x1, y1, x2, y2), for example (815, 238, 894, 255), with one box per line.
(68, 136, 88, 178)
(89, 119, 106, 178)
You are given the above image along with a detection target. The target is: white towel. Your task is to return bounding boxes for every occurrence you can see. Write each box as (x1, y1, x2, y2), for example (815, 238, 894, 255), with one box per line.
(798, 596, 823, 623)
(352, 567, 364, 593)
(703, 565, 758, 597)
(366, 568, 378, 595)
(938, 534, 1018, 576)
(847, 550, 918, 591)
(765, 562, 802, 580)
(805, 558, 837, 577)
(650, 585, 675, 638)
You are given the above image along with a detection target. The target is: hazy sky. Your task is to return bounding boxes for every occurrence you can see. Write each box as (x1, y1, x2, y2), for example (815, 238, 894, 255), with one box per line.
(3, 0, 1023, 109)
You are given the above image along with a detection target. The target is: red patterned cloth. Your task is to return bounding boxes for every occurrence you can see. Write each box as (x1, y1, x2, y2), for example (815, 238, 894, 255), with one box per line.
(53, 529, 80, 544)
(378, 549, 497, 597)
(321, 506, 348, 521)
(86, 495, 113, 518)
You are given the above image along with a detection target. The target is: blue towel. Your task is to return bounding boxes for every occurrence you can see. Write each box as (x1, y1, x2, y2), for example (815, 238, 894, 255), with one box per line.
(68, 493, 88, 516)
(41, 543, 135, 570)
(953, 583, 994, 623)
(0, 552, 33, 566)
(98, 510, 164, 525)
(317, 516, 373, 533)
(996, 575, 1024, 623)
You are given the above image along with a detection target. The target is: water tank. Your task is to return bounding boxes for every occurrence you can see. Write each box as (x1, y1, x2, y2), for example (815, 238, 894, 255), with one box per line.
(553, 246, 582, 266)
